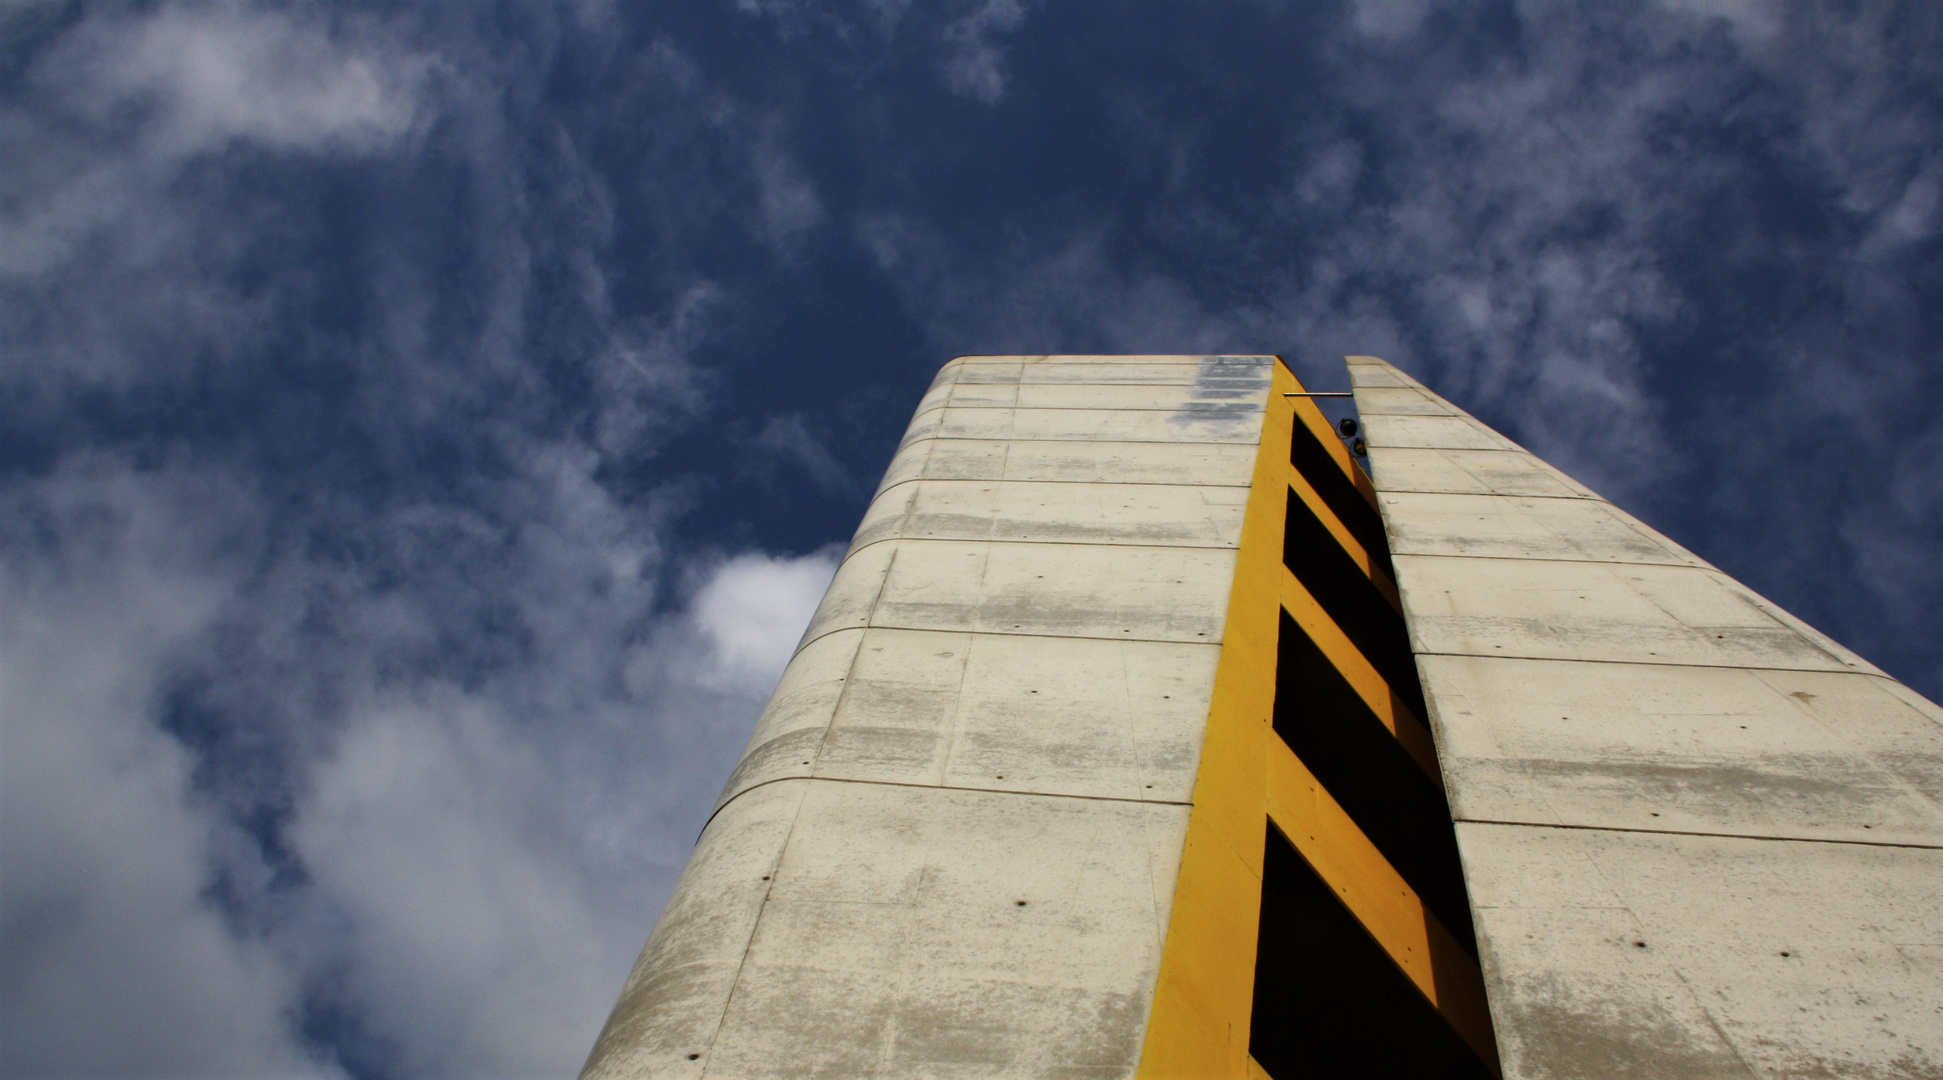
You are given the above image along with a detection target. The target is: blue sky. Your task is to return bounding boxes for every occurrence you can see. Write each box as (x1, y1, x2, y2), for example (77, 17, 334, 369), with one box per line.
(2, 1, 1939, 1077)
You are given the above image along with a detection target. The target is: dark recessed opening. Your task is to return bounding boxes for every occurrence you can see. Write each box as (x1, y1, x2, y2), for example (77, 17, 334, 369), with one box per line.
(1274, 611, 1475, 952)
(1250, 821, 1493, 1080)
(1283, 492, 1426, 715)
(1289, 419, 1393, 580)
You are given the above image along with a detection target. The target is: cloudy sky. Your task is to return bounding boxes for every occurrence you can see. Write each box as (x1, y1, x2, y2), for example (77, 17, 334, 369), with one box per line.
(2, 0, 1939, 1077)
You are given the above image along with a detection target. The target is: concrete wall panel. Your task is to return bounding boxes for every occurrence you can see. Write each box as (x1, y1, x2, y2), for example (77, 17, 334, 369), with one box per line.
(1460, 822, 1943, 1080)
(1379, 491, 1701, 565)
(583, 780, 806, 1080)
(1396, 555, 1868, 673)
(1364, 447, 1598, 500)
(885, 439, 1258, 488)
(853, 480, 1248, 550)
(864, 538, 1235, 643)
(936, 383, 1269, 412)
(695, 782, 1185, 1080)
(928, 406, 1265, 445)
(1419, 654, 1943, 845)
(951, 357, 1229, 385)
(1360, 413, 1522, 452)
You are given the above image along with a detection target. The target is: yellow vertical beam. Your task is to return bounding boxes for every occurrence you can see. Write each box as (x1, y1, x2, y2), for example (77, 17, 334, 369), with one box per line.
(1135, 361, 1297, 1079)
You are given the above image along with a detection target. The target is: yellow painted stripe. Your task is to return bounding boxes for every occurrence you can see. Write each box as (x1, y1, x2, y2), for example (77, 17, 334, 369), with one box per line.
(1278, 566, 1440, 783)
(1286, 471, 1401, 613)
(1135, 360, 1298, 1080)
(1264, 738, 1501, 1074)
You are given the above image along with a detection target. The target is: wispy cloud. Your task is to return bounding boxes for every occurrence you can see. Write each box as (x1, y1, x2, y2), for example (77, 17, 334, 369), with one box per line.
(0, 2, 844, 1077)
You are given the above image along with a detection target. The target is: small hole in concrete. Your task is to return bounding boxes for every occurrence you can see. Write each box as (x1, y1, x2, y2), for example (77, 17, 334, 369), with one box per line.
(1633, 941, 1646, 948)
(995, 775, 1004, 779)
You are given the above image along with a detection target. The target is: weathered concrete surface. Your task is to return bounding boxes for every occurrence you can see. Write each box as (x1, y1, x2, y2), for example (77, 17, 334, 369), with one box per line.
(583, 355, 1275, 1080)
(1351, 356, 1943, 1080)
(876, 439, 1258, 492)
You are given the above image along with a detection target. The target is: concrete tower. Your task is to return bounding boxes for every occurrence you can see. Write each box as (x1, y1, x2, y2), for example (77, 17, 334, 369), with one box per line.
(582, 355, 1943, 1080)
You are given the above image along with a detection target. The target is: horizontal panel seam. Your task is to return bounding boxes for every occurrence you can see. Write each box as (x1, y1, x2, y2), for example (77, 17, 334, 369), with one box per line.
(1392, 551, 1728, 570)
(1363, 443, 1523, 452)
(896, 434, 1267, 449)
(1416, 653, 1904, 683)
(1373, 487, 1597, 499)
(704, 773, 1195, 838)
(1456, 817, 1943, 852)
(868, 476, 1257, 501)
(1411, 649, 1865, 675)
(793, 620, 1228, 657)
(835, 532, 1244, 566)
(1389, 549, 1707, 567)
(918, 401, 1271, 412)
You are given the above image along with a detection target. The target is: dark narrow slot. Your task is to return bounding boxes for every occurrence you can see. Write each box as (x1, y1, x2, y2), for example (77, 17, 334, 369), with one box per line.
(1275, 611, 1476, 952)
(1250, 822, 1493, 1080)
(1283, 493, 1427, 717)
(1288, 421, 1393, 580)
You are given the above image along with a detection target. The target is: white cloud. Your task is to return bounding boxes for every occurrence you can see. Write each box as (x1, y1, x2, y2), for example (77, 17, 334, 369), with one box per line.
(941, 0, 1027, 104)
(1651, 0, 1784, 43)
(752, 126, 826, 247)
(0, 463, 335, 1079)
(691, 550, 841, 694)
(0, 1, 432, 391)
(53, 1, 429, 157)
(291, 693, 623, 1078)
(0, 451, 844, 1078)
(1351, 0, 1431, 39)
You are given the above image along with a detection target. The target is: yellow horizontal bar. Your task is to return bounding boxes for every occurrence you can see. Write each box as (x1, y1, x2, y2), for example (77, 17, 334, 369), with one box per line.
(1286, 472, 1401, 613)
(1264, 738, 1500, 1073)
(1277, 566, 1440, 783)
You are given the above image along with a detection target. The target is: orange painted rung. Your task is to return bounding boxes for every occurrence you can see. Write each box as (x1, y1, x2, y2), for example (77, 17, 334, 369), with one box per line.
(1278, 566, 1439, 783)
(1264, 738, 1500, 1074)
(1286, 471, 1401, 613)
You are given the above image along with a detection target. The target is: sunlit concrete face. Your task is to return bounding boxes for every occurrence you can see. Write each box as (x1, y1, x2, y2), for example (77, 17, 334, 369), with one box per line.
(585, 352, 1943, 1080)
(1350, 356, 1943, 1080)
(581, 355, 1276, 1080)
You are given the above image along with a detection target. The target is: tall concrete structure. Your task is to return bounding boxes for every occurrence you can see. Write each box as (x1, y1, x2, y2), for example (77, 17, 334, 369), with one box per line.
(583, 355, 1943, 1080)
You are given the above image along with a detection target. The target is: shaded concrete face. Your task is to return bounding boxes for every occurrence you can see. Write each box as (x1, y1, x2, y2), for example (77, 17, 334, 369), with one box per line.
(1351, 356, 1943, 1080)
(583, 356, 1274, 1080)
